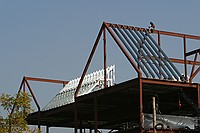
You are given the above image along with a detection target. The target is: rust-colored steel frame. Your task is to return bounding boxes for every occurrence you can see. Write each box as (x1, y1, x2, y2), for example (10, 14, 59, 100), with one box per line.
(74, 22, 200, 133)
(13, 76, 68, 130)
(185, 48, 200, 83)
(16, 22, 199, 133)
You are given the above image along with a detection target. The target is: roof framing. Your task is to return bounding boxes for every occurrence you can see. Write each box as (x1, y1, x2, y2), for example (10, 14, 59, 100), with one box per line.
(22, 22, 200, 133)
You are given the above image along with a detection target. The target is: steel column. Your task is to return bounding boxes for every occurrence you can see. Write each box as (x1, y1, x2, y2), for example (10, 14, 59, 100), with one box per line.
(198, 85, 200, 111)
(74, 102, 78, 133)
(46, 126, 49, 133)
(104, 27, 107, 88)
(37, 110, 41, 130)
(152, 97, 157, 133)
(183, 36, 188, 81)
(158, 31, 161, 47)
(80, 120, 82, 133)
(94, 94, 98, 133)
(139, 76, 143, 133)
(198, 85, 200, 127)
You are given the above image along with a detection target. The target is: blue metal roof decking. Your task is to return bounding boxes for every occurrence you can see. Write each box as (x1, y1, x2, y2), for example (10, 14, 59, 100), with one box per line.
(108, 24, 184, 81)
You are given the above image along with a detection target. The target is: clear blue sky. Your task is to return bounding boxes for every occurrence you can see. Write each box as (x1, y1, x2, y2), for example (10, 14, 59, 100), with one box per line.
(0, 1, 200, 132)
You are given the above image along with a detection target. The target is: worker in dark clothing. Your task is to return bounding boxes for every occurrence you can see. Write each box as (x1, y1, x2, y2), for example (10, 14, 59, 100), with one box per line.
(148, 21, 155, 33)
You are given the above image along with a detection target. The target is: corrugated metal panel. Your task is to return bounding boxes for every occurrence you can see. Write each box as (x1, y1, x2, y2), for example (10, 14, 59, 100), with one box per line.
(42, 65, 115, 111)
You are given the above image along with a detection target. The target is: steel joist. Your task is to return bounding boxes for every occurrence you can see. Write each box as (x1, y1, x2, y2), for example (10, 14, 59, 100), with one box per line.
(109, 24, 184, 81)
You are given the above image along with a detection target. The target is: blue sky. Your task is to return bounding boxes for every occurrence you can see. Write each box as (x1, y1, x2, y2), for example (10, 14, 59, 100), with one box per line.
(0, 1, 200, 132)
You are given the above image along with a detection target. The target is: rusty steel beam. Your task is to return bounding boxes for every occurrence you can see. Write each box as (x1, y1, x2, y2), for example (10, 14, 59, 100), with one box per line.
(142, 78, 198, 88)
(75, 23, 105, 98)
(106, 22, 200, 40)
(11, 77, 25, 115)
(24, 78, 41, 129)
(184, 36, 188, 81)
(74, 103, 78, 133)
(141, 56, 200, 66)
(154, 30, 200, 40)
(198, 85, 200, 109)
(170, 58, 200, 66)
(24, 79, 40, 110)
(189, 53, 198, 83)
(190, 67, 200, 82)
(158, 31, 162, 77)
(104, 27, 107, 88)
(139, 77, 143, 133)
(94, 94, 98, 133)
(186, 48, 200, 56)
(25, 76, 68, 85)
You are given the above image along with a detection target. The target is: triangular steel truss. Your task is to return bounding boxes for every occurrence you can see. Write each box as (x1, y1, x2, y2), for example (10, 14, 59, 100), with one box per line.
(75, 22, 200, 97)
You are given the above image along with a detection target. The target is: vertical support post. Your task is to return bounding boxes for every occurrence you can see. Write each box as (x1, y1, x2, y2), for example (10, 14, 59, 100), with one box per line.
(198, 85, 200, 111)
(198, 85, 200, 129)
(152, 97, 157, 133)
(158, 31, 162, 78)
(183, 36, 188, 81)
(103, 27, 107, 88)
(38, 110, 41, 130)
(46, 126, 49, 133)
(157, 31, 161, 47)
(74, 102, 78, 133)
(80, 120, 82, 133)
(94, 94, 98, 133)
(139, 75, 143, 133)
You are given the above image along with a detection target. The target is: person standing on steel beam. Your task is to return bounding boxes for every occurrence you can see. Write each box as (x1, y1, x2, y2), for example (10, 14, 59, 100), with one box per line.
(148, 21, 155, 33)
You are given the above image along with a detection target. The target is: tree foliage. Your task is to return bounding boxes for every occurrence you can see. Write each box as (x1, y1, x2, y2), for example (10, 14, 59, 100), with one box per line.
(0, 92, 39, 133)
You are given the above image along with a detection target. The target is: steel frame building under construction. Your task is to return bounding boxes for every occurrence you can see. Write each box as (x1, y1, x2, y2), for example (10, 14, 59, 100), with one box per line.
(15, 22, 200, 133)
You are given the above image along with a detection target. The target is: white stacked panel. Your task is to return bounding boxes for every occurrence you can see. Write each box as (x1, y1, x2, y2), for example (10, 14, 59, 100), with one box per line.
(43, 65, 115, 111)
